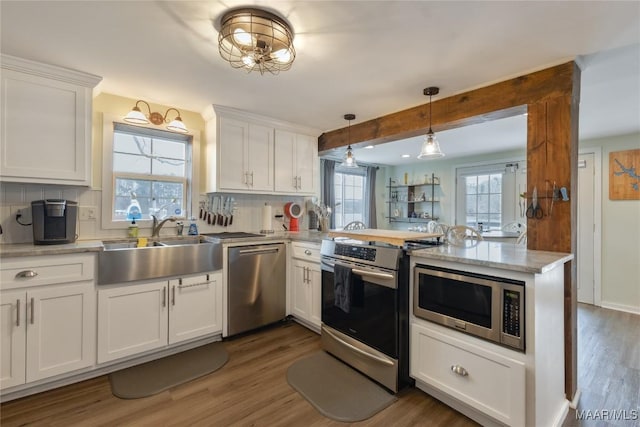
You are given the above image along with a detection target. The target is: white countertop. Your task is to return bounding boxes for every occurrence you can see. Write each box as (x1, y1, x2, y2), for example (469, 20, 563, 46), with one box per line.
(0, 231, 329, 258)
(410, 241, 573, 274)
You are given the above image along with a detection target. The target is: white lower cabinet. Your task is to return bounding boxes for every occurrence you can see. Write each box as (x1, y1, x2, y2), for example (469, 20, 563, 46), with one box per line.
(0, 254, 96, 391)
(290, 242, 321, 329)
(411, 321, 525, 426)
(98, 272, 222, 363)
(1, 283, 96, 388)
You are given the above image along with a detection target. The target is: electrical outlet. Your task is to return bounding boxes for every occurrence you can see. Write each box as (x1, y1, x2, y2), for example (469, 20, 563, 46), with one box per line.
(11, 205, 31, 224)
(79, 206, 97, 220)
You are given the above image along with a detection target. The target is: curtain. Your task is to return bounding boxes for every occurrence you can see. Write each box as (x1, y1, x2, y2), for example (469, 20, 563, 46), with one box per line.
(321, 159, 336, 228)
(365, 165, 377, 228)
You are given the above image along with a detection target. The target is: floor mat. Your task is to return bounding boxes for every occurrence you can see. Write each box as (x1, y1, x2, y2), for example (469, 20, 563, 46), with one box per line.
(287, 351, 397, 422)
(109, 342, 228, 399)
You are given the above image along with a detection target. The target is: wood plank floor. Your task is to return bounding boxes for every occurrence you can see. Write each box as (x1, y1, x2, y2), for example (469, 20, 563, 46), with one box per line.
(563, 304, 640, 427)
(3, 304, 637, 427)
(0, 321, 478, 427)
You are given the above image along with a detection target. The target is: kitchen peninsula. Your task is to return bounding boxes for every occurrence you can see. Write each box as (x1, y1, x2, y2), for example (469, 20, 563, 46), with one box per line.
(409, 241, 573, 427)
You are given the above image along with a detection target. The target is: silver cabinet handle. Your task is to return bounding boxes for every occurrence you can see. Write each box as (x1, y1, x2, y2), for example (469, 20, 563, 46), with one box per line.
(297, 176, 302, 189)
(30, 297, 34, 325)
(250, 171, 254, 186)
(16, 270, 38, 279)
(16, 299, 20, 327)
(244, 171, 249, 185)
(451, 365, 469, 377)
(172, 285, 176, 306)
(293, 176, 298, 189)
(305, 267, 309, 283)
(304, 249, 312, 256)
(238, 248, 279, 255)
(162, 286, 166, 307)
(178, 281, 211, 289)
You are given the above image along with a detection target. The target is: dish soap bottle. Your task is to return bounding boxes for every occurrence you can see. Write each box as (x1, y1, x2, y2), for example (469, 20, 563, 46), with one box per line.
(188, 217, 198, 235)
(127, 219, 139, 237)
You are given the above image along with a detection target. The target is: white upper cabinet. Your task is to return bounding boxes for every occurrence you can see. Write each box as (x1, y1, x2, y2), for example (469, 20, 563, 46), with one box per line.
(204, 105, 320, 195)
(0, 55, 101, 186)
(274, 130, 318, 195)
(218, 116, 274, 192)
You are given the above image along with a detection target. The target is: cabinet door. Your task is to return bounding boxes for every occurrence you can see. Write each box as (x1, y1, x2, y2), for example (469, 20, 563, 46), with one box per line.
(410, 321, 525, 426)
(26, 282, 96, 382)
(295, 133, 318, 194)
(97, 281, 168, 363)
(291, 260, 310, 320)
(0, 290, 26, 389)
(247, 123, 274, 192)
(0, 69, 91, 185)
(274, 129, 297, 193)
(218, 116, 249, 190)
(308, 264, 322, 328)
(169, 272, 223, 345)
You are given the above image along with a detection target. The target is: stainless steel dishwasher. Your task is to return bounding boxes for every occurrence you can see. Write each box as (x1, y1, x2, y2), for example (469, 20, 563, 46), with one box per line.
(227, 242, 286, 336)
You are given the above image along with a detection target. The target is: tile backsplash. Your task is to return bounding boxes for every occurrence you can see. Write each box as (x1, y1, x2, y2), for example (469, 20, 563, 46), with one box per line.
(0, 182, 313, 244)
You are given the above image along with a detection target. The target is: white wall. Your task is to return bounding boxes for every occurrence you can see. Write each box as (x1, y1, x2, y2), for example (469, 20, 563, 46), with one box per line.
(581, 132, 640, 313)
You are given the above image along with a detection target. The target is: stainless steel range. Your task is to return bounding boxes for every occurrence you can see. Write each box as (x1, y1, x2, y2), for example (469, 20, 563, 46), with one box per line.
(320, 239, 412, 392)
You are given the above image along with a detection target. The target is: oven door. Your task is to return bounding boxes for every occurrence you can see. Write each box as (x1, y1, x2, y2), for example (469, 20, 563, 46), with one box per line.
(321, 258, 398, 358)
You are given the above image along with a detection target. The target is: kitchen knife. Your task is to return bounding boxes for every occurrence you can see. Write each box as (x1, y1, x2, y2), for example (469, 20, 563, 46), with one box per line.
(229, 197, 234, 225)
(218, 196, 225, 225)
(223, 197, 229, 227)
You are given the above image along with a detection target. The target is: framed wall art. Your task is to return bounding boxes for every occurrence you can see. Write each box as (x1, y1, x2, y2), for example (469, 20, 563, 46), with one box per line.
(609, 148, 640, 200)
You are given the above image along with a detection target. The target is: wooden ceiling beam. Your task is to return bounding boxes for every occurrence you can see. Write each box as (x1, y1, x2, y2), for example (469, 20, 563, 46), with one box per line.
(317, 61, 577, 152)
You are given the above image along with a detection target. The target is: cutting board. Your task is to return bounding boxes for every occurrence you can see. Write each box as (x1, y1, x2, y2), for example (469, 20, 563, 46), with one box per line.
(328, 228, 442, 247)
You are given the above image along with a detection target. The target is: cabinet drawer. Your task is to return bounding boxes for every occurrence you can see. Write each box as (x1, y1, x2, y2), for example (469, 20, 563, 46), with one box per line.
(291, 242, 320, 261)
(410, 321, 525, 426)
(0, 254, 95, 290)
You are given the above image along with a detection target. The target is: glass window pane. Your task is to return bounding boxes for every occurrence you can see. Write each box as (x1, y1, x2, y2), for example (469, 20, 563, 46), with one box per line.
(114, 133, 151, 155)
(478, 194, 489, 212)
(114, 153, 151, 174)
(153, 139, 185, 159)
(489, 194, 502, 213)
(477, 175, 489, 194)
(152, 158, 185, 177)
(489, 174, 502, 193)
(466, 195, 477, 214)
(465, 177, 477, 194)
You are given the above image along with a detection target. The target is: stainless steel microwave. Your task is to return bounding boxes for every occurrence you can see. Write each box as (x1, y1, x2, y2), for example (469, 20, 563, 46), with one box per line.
(414, 265, 525, 351)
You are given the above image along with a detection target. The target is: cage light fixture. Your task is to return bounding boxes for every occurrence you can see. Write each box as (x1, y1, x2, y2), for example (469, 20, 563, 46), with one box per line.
(417, 86, 445, 159)
(123, 100, 188, 133)
(340, 114, 359, 168)
(218, 7, 296, 75)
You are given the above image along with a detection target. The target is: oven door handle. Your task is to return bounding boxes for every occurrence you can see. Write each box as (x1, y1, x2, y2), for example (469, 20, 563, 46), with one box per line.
(323, 327, 394, 367)
(351, 268, 395, 281)
(321, 260, 335, 269)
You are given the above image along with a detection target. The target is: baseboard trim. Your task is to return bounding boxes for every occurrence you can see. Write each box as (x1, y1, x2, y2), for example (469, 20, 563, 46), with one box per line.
(600, 302, 640, 315)
(569, 388, 581, 409)
(552, 400, 570, 427)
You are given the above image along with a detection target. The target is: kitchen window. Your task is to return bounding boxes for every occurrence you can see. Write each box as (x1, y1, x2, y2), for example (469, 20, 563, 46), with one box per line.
(455, 161, 526, 230)
(102, 120, 195, 229)
(333, 167, 366, 228)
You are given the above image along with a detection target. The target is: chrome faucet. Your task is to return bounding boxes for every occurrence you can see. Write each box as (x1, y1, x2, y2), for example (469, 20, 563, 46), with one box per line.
(151, 215, 178, 237)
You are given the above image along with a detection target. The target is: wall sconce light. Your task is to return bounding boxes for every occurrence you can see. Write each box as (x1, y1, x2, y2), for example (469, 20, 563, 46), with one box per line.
(123, 100, 188, 133)
(417, 86, 444, 159)
(340, 114, 359, 168)
(218, 7, 296, 75)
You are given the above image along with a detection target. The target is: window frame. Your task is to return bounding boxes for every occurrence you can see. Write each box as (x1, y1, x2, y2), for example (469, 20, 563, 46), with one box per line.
(455, 160, 526, 231)
(101, 114, 200, 231)
(333, 165, 367, 229)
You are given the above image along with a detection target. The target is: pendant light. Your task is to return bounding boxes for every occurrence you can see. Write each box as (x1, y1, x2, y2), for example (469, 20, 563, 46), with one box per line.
(340, 114, 359, 168)
(418, 87, 445, 159)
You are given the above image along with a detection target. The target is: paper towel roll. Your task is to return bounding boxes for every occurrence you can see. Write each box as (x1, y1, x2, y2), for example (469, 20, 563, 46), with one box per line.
(261, 204, 273, 232)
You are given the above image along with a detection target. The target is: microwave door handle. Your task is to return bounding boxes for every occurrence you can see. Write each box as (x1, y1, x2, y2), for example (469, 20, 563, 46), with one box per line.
(351, 268, 395, 281)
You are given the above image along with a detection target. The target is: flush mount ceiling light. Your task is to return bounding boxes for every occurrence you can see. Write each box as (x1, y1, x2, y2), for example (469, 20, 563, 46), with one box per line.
(340, 114, 359, 168)
(218, 7, 296, 75)
(123, 100, 188, 133)
(417, 87, 445, 159)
